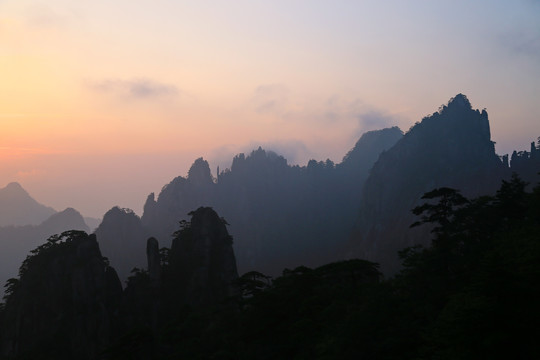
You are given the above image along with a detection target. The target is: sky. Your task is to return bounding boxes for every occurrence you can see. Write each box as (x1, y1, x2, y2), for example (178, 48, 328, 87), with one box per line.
(1, 0, 539, 218)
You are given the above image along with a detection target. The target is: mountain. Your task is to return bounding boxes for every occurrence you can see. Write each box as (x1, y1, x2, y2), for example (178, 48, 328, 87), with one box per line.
(1, 177, 538, 359)
(0, 208, 240, 359)
(0, 231, 122, 360)
(0, 182, 56, 226)
(0, 208, 90, 294)
(348, 94, 509, 274)
(84, 217, 102, 232)
(133, 128, 402, 276)
(94, 207, 148, 283)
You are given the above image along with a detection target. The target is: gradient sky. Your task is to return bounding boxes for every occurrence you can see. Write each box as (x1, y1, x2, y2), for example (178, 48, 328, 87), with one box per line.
(1, 0, 539, 218)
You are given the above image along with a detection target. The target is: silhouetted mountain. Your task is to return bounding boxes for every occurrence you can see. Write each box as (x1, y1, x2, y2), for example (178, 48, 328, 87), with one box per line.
(136, 129, 401, 276)
(121, 207, 239, 333)
(40, 207, 89, 233)
(168, 207, 239, 307)
(84, 217, 102, 232)
(0, 208, 240, 358)
(141, 158, 216, 245)
(0, 208, 90, 294)
(348, 94, 509, 273)
(1, 182, 538, 359)
(0, 182, 56, 226)
(0, 231, 122, 360)
(507, 139, 540, 185)
(94, 207, 148, 283)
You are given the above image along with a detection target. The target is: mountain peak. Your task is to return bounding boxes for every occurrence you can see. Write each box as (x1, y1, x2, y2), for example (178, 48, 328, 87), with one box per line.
(444, 93, 472, 111)
(40, 207, 89, 233)
(187, 157, 213, 185)
(0, 182, 56, 226)
(4, 182, 27, 194)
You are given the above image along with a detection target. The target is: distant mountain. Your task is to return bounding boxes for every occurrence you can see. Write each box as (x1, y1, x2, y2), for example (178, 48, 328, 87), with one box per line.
(0, 208, 90, 293)
(90, 95, 538, 279)
(84, 217, 102, 233)
(96, 128, 402, 278)
(348, 94, 509, 273)
(94, 207, 148, 283)
(0, 182, 56, 226)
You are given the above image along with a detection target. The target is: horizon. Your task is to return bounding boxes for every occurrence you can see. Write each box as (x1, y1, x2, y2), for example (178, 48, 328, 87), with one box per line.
(1, 0, 539, 218)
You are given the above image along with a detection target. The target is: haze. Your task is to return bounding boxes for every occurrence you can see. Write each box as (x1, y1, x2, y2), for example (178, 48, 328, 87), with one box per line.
(1, 0, 539, 217)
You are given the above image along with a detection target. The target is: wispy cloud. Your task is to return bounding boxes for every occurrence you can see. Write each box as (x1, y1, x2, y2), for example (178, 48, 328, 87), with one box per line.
(89, 78, 179, 100)
(498, 31, 540, 59)
(251, 84, 289, 115)
(16, 169, 45, 180)
(209, 139, 315, 170)
(357, 110, 396, 131)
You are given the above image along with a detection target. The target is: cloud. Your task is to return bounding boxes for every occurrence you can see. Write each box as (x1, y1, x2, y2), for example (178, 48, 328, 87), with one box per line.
(498, 31, 540, 59)
(357, 110, 395, 131)
(251, 84, 289, 115)
(89, 78, 179, 100)
(16, 169, 45, 180)
(313, 95, 401, 134)
(208, 139, 316, 170)
(254, 139, 314, 165)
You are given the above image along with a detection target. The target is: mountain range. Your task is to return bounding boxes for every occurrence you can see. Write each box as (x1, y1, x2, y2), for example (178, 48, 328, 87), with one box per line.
(1, 94, 538, 286)
(0, 184, 96, 291)
(94, 94, 539, 281)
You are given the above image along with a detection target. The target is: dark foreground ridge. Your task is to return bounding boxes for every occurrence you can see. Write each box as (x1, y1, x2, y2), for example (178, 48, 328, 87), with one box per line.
(0, 177, 539, 359)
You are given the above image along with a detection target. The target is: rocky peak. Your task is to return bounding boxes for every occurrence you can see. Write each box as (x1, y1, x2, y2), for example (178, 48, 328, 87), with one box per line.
(0, 231, 122, 359)
(187, 157, 213, 186)
(169, 207, 239, 307)
(0, 182, 56, 226)
(349, 95, 506, 274)
(446, 93, 471, 110)
(340, 126, 403, 169)
(40, 207, 89, 233)
(95, 207, 147, 282)
(4, 182, 26, 194)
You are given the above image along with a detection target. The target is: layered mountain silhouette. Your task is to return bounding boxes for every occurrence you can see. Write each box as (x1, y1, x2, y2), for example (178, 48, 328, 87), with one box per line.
(0, 182, 56, 226)
(94, 207, 148, 281)
(0, 183, 94, 293)
(1, 94, 539, 359)
(0, 231, 123, 360)
(348, 94, 514, 273)
(0, 208, 239, 359)
(0, 207, 90, 293)
(1, 180, 538, 359)
(95, 94, 539, 280)
(96, 127, 403, 279)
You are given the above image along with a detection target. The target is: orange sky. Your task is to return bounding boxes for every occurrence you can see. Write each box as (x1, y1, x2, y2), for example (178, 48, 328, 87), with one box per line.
(1, 1, 539, 217)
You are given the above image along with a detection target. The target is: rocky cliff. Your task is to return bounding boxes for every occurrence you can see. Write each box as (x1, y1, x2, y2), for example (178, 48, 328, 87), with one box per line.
(168, 207, 239, 307)
(0, 231, 122, 359)
(136, 130, 401, 276)
(348, 94, 508, 274)
(95, 207, 148, 283)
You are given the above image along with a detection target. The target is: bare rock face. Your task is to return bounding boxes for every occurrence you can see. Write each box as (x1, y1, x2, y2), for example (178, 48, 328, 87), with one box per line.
(141, 159, 216, 249)
(169, 207, 239, 307)
(0, 231, 122, 360)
